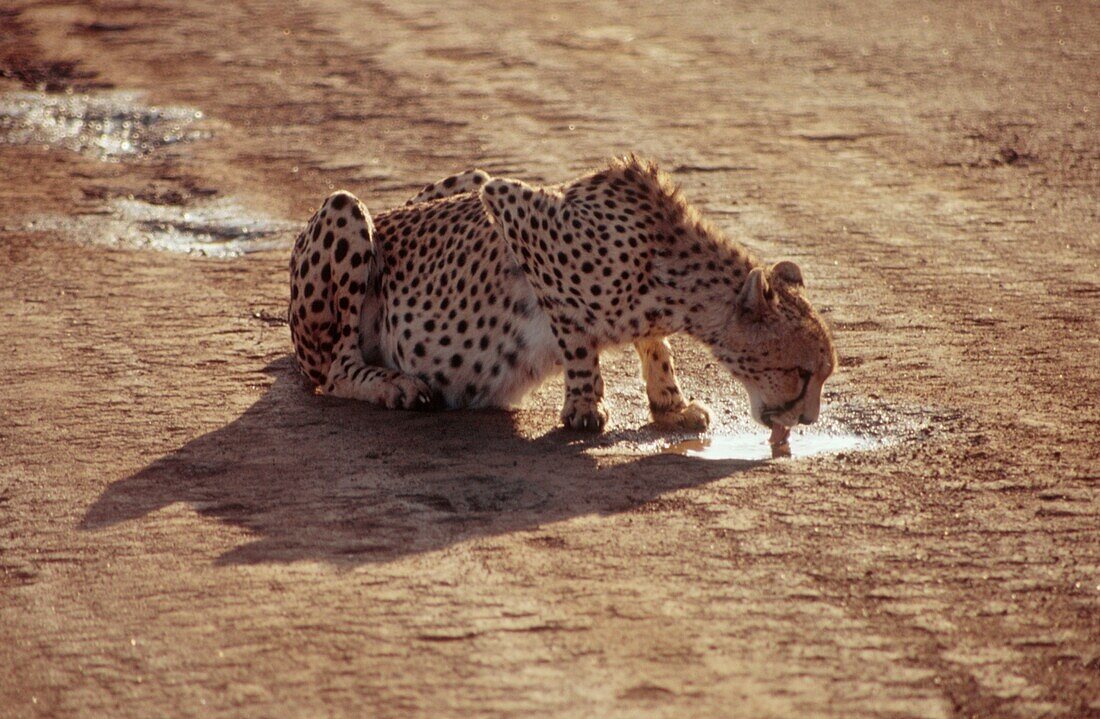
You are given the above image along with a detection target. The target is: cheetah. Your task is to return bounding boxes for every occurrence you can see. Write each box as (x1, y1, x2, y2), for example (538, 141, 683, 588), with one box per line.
(288, 156, 836, 435)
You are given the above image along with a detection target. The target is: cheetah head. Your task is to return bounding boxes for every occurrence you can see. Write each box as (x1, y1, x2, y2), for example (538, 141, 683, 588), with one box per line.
(720, 261, 836, 431)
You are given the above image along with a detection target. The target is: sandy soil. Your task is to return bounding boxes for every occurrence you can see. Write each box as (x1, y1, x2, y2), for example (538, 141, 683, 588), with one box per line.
(1, 1, 1098, 717)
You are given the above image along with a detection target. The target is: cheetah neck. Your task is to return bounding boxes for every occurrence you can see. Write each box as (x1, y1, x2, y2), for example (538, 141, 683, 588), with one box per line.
(649, 221, 760, 342)
(590, 157, 760, 342)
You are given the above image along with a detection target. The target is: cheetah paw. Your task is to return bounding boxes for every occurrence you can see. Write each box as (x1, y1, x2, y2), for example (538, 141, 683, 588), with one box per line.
(651, 400, 711, 432)
(376, 375, 435, 411)
(561, 397, 609, 432)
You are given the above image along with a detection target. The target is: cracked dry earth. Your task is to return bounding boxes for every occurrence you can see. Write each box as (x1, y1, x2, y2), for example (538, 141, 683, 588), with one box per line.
(1, 1, 1098, 717)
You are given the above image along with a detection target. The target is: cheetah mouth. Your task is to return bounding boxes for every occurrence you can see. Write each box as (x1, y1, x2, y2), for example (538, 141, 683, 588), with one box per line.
(768, 423, 791, 448)
(759, 370, 813, 429)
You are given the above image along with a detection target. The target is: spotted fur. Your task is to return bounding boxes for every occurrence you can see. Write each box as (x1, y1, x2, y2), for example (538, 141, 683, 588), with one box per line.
(289, 157, 836, 431)
(406, 168, 491, 205)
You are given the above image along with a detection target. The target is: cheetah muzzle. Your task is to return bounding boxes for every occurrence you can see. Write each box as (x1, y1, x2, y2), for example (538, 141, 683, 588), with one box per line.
(288, 157, 836, 434)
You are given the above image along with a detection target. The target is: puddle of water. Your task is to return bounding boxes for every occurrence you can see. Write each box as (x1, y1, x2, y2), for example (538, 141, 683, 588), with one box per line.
(0, 90, 209, 158)
(589, 397, 915, 463)
(663, 430, 878, 461)
(25, 198, 296, 257)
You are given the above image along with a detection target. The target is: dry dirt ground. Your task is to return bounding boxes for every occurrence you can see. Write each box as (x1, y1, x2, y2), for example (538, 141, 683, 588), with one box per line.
(1, 1, 1098, 717)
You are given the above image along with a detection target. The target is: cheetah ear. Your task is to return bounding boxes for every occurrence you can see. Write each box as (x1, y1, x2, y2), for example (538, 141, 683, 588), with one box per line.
(770, 260, 804, 286)
(738, 267, 772, 318)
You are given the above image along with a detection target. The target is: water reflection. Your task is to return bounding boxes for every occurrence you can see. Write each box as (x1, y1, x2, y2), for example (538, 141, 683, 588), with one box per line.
(664, 430, 878, 461)
(0, 90, 208, 158)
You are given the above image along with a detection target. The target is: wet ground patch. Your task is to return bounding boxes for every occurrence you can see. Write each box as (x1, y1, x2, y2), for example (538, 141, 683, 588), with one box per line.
(0, 90, 208, 158)
(24, 197, 296, 257)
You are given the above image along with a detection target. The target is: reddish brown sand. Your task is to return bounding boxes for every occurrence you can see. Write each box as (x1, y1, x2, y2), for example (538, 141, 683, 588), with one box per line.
(1, 2, 1097, 717)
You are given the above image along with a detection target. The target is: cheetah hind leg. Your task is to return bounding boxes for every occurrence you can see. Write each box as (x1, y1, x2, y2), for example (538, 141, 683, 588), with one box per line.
(634, 337, 711, 432)
(328, 356, 436, 410)
(290, 190, 433, 410)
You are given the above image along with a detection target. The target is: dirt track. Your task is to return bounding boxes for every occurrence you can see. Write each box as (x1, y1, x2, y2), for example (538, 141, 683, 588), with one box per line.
(1, 1, 1098, 717)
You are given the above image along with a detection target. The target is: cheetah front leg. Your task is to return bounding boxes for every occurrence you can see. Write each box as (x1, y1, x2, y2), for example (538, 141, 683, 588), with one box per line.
(635, 337, 711, 431)
(557, 332, 608, 432)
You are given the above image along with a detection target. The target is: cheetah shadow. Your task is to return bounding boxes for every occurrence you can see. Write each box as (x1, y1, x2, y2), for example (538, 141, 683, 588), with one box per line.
(81, 356, 763, 565)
